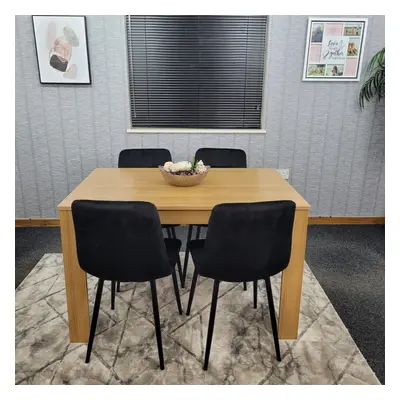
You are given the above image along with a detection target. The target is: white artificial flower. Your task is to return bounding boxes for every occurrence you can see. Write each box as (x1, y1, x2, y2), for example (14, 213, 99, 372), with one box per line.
(195, 159, 207, 174)
(175, 161, 192, 172)
(163, 161, 173, 172)
(169, 163, 180, 173)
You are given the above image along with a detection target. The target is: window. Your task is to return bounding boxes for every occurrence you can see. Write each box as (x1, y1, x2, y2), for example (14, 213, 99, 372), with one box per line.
(126, 16, 268, 130)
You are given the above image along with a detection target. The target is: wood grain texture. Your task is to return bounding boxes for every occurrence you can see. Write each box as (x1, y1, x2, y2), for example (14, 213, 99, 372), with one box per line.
(16, 218, 60, 227)
(59, 210, 89, 343)
(15, 216, 385, 227)
(279, 209, 309, 339)
(58, 168, 311, 212)
(58, 167, 310, 340)
(308, 216, 385, 225)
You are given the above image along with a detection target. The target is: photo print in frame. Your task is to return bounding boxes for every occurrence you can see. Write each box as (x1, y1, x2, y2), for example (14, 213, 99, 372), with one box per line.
(303, 17, 368, 81)
(32, 15, 91, 84)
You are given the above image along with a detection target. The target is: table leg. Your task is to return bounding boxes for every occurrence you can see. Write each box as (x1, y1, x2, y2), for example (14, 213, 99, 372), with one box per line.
(59, 210, 90, 343)
(278, 209, 309, 339)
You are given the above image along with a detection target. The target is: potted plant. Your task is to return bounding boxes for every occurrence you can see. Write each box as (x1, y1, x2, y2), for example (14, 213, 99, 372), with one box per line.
(359, 47, 385, 109)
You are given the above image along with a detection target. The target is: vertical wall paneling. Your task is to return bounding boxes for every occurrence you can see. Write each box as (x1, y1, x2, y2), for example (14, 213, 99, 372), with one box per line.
(15, 156, 24, 218)
(188, 134, 204, 158)
(89, 16, 112, 168)
(304, 84, 331, 212)
(104, 16, 128, 167)
(277, 16, 305, 171)
(173, 134, 190, 162)
(59, 87, 84, 192)
(374, 160, 385, 216)
(15, 19, 41, 217)
(263, 15, 291, 168)
(316, 85, 348, 215)
(360, 101, 385, 215)
(249, 135, 265, 167)
(15, 15, 385, 218)
(290, 84, 315, 194)
(331, 84, 361, 215)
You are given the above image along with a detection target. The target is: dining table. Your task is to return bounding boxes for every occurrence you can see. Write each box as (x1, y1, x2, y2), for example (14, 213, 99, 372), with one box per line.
(58, 167, 311, 343)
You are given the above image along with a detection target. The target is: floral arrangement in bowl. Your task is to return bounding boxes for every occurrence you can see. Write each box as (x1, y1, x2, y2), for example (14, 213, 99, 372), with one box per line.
(163, 159, 208, 175)
(159, 159, 210, 187)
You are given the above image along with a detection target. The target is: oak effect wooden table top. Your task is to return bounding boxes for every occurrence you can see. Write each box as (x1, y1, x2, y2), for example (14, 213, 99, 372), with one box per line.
(58, 168, 310, 212)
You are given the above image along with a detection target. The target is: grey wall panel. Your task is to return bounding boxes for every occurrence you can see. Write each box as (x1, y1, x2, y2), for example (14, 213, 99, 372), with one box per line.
(15, 15, 385, 218)
(277, 16, 306, 171)
(104, 16, 129, 167)
(59, 87, 83, 192)
(331, 84, 361, 216)
(142, 134, 159, 149)
(316, 85, 348, 215)
(42, 87, 69, 208)
(374, 160, 385, 216)
(304, 84, 331, 213)
(88, 16, 112, 169)
(173, 134, 189, 162)
(75, 87, 97, 178)
(202, 135, 221, 149)
(290, 84, 315, 195)
(188, 134, 204, 158)
(360, 101, 385, 215)
(15, 156, 24, 218)
(15, 33, 41, 217)
(249, 135, 265, 167)
(126, 132, 142, 149)
(263, 16, 291, 168)
(218, 133, 235, 149)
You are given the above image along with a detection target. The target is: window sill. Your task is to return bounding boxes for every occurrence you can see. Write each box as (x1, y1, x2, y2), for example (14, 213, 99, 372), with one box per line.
(127, 128, 266, 134)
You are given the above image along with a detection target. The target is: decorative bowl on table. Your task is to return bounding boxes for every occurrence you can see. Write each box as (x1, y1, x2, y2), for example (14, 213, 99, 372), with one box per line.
(159, 160, 210, 187)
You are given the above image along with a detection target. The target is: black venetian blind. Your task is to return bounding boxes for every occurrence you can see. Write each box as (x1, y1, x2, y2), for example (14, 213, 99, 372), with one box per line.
(126, 16, 268, 129)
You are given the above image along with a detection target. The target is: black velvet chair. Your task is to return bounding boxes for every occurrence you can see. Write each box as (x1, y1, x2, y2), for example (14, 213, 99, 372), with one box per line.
(71, 200, 182, 369)
(117, 148, 183, 287)
(186, 200, 296, 370)
(182, 147, 247, 288)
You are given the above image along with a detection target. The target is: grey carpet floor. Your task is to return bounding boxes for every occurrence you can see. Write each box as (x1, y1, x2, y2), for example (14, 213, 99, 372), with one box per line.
(15, 224, 385, 384)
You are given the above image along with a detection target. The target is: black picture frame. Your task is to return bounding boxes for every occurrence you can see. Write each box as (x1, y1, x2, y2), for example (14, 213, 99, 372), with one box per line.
(32, 15, 91, 84)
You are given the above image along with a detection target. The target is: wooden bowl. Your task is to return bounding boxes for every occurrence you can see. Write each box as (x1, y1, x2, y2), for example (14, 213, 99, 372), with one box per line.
(159, 166, 210, 187)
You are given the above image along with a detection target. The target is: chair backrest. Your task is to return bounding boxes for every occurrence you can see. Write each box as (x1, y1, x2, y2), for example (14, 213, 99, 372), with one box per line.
(118, 148, 172, 168)
(71, 200, 172, 282)
(194, 148, 247, 168)
(198, 201, 296, 282)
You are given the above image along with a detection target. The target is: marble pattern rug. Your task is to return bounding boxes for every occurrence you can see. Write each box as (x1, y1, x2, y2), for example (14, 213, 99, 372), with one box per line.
(15, 253, 380, 385)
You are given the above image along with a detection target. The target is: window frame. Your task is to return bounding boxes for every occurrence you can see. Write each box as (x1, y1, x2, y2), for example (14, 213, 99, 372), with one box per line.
(124, 16, 270, 134)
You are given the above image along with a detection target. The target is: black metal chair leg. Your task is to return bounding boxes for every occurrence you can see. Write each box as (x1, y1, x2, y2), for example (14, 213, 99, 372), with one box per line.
(166, 227, 172, 239)
(182, 225, 193, 288)
(111, 280, 116, 310)
(196, 225, 201, 239)
(150, 280, 164, 370)
(203, 280, 220, 371)
(116, 281, 120, 292)
(186, 270, 198, 315)
(171, 270, 183, 315)
(86, 279, 104, 363)
(253, 280, 257, 309)
(265, 277, 281, 361)
(243, 282, 247, 291)
(171, 227, 184, 286)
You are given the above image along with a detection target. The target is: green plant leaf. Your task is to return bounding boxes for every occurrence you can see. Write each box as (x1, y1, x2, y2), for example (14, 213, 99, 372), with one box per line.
(359, 47, 385, 109)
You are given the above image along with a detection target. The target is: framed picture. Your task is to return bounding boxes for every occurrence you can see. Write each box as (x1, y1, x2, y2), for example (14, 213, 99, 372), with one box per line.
(32, 15, 91, 84)
(303, 17, 368, 81)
